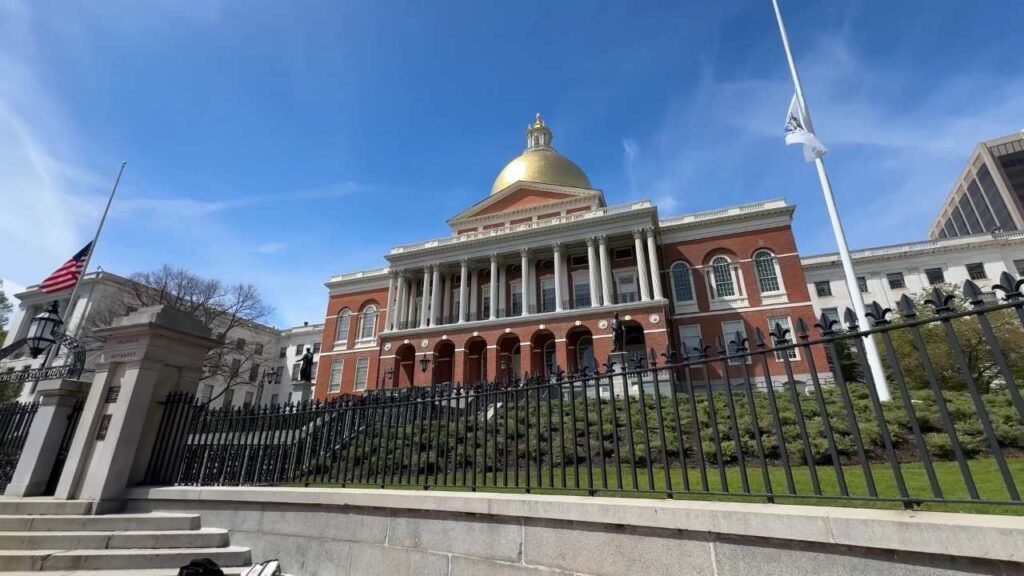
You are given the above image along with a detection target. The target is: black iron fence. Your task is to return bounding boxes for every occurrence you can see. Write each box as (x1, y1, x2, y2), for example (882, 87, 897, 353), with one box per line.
(0, 402, 38, 492)
(145, 276, 1024, 509)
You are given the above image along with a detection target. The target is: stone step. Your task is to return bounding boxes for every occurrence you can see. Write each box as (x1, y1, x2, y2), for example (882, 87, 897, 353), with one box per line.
(0, 513, 201, 532)
(0, 545, 251, 571)
(0, 527, 229, 550)
(0, 500, 97, 517)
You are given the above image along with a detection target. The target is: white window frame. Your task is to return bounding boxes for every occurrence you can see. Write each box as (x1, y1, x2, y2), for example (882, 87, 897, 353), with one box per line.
(334, 309, 351, 347)
(677, 324, 703, 362)
(358, 305, 378, 341)
(613, 268, 639, 303)
(572, 272, 591, 308)
(481, 282, 491, 315)
(752, 250, 785, 295)
(766, 315, 799, 361)
(353, 357, 370, 391)
(710, 257, 737, 299)
(199, 384, 214, 403)
(509, 281, 522, 314)
(328, 359, 344, 393)
(540, 276, 556, 312)
(720, 320, 750, 365)
(670, 261, 696, 304)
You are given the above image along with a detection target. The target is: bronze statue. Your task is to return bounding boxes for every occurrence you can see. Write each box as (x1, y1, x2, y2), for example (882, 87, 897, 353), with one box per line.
(611, 313, 625, 353)
(299, 347, 314, 382)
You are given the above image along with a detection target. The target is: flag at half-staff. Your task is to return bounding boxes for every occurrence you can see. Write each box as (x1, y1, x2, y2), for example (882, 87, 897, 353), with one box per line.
(39, 242, 93, 294)
(784, 95, 827, 163)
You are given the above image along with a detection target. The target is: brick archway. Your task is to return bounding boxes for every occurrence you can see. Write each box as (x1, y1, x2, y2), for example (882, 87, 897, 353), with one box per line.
(462, 337, 488, 385)
(495, 332, 521, 384)
(528, 329, 556, 380)
(433, 339, 455, 385)
(394, 343, 416, 387)
(566, 325, 595, 375)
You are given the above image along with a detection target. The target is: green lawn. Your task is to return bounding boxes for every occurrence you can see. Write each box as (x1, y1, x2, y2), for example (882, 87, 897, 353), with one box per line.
(298, 456, 1024, 516)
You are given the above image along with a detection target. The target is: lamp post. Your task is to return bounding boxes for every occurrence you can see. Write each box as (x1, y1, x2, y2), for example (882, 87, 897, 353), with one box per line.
(499, 357, 508, 385)
(257, 367, 276, 406)
(382, 367, 395, 389)
(24, 302, 63, 359)
(418, 353, 434, 386)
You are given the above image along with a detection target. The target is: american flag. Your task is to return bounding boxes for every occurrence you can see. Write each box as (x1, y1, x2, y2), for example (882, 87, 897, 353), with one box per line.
(39, 242, 92, 294)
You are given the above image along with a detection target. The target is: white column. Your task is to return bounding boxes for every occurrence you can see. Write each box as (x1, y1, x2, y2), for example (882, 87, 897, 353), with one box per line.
(489, 254, 498, 320)
(384, 273, 396, 331)
(520, 248, 531, 316)
(442, 274, 452, 323)
(419, 267, 430, 328)
(645, 228, 663, 300)
(469, 267, 479, 320)
(598, 236, 613, 305)
(586, 237, 601, 307)
(430, 265, 442, 326)
(497, 265, 506, 318)
(633, 230, 651, 301)
(406, 279, 417, 326)
(458, 260, 469, 323)
(553, 242, 564, 311)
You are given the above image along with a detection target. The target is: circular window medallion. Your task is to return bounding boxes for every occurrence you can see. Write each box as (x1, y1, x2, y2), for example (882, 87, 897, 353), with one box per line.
(383, 343, 392, 351)
(598, 320, 609, 330)
(538, 324, 546, 330)
(473, 331, 480, 337)
(403, 339, 410, 344)
(574, 320, 582, 326)
(650, 314, 660, 324)
(505, 327, 512, 333)
(624, 315, 632, 321)
(421, 339, 429, 348)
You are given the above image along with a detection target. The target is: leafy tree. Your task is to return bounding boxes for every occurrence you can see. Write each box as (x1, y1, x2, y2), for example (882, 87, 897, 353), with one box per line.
(883, 283, 1024, 393)
(86, 265, 274, 404)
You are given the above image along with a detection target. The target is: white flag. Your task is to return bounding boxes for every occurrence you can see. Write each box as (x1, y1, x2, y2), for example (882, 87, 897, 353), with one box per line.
(784, 94, 827, 162)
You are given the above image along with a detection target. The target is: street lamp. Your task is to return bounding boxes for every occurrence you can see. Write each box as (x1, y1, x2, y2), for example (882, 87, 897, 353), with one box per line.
(25, 302, 63, 359)
(418, 354, 431, 373)
(499, 357, 508, 384)
(257, 367, 276, 406)
(381, 367, 395, 388)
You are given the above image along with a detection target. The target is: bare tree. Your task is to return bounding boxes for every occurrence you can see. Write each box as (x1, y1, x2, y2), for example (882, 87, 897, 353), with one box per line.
(84, 265, 275, 405)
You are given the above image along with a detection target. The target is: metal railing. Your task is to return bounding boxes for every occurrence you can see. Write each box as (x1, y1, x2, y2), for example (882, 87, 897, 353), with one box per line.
(145, 275, 1024, 509)
(0, 402, 38, 492)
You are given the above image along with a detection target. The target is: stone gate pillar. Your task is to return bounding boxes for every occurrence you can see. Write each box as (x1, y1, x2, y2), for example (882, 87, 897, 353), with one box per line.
(53, 305, 218, 505)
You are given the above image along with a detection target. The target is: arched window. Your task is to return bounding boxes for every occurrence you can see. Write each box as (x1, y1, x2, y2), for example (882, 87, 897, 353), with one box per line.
(334, 309, 351, 343)
(711, 257, 736, 298)
(753, 250, 781, 293)
(670, 262, 695, 303)
(358, 305, 378, 340)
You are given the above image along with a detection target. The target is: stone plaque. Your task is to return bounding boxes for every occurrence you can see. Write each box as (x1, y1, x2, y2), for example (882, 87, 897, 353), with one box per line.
(96, 414, 112, 440)
(105, 386, 121, 404)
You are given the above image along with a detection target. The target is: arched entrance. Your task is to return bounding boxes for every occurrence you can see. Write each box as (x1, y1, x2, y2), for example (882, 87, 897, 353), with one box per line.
(463, 337, 487, 385)
(394, 343, 416, 387)
(433, 340, 454, 385)
(566, 326, 596, 375)
(529, 329, 556, 380)
(495, 333, 521, 384)
(623, 321, 647, 365)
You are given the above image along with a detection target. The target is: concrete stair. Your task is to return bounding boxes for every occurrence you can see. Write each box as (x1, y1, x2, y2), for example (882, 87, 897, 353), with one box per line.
(0, 498, 252, 574)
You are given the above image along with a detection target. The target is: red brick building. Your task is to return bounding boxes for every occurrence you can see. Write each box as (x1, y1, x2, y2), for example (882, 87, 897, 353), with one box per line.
(314, 115, 826, 398)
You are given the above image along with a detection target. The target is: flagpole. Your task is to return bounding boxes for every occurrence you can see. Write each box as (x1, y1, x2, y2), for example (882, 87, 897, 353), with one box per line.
(770, 0, 890, 401)
(43, 162, 127, 369)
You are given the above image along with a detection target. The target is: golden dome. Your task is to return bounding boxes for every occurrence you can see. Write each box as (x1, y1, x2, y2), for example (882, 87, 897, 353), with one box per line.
(490, 113, 592, 195)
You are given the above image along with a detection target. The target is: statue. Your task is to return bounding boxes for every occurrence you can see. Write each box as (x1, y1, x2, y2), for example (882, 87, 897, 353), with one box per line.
(299, 347, 314, 383)
(610, 313, 625, 353)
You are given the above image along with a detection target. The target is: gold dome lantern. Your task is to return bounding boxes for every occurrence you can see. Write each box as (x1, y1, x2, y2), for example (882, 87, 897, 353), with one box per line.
(490, 113, 592, 195)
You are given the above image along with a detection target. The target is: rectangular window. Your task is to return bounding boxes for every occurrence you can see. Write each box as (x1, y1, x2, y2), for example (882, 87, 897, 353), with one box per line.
(1015, 259, 1024, 276)
(235, 338, 246, 351)
(570, 254, 588, 267)
(270, 393, 279, 406)
(978, 166, 1018, 231)
(243, 392, 254, 409)
(951, 206, 970, 237)
(886, 272, 906, 290)
(294, 344, 303, 356)
(822, 307, 840, 325)
(857, 276, 869, 293)
(328, 359, 343, 393)
(481, 283, 490, 316)
(510, 282, 522, 315)
(925, 267, 945, 285)
(254, 343, 264, 356)
(721, 320, 749, 365)
(275, 366, 284, 384)
(813, 281, 832, 297)
(354, 357, 370, 391)
(767, 316, 799, 361)
(573, 275, 591, 308)
(616, 272, 638, 303)
(540, 277, 556, 312)
(613, 247, 633, 261)
(199, 384, 214, 403)
(230, 358, 241, 377)
(222, 389, 234, 409)
(248, 363, 259, 382)
(312, 342, 321, 355)
(957, 193, 981, 234)
(292, 362, 301, 381)
(967, 263, 987, 280)
(678, 325, 703, 361)
(967, 180, 997, 232)
(671, 265, 694, 303)
(310, 362, 317, 381)
(279, 347, 287, 359)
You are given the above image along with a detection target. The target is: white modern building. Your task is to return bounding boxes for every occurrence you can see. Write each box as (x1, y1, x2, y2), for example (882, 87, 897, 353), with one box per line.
(1, 271, 323, 408)
(803, 231, 1024, 323)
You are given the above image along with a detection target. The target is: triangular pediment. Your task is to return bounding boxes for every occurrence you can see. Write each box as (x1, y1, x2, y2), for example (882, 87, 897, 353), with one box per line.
(448, 182, 605, 230)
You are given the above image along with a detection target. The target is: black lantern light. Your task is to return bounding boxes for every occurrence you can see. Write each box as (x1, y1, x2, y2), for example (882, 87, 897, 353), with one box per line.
(418, 354, 431, 373)
(25, 302, 63, 359)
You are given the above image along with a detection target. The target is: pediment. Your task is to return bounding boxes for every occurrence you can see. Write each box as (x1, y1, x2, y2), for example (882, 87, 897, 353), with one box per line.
(449, 182, 605, 227)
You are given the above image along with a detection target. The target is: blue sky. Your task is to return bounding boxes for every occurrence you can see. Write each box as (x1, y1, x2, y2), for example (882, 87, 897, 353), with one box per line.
(2, 0, 1023, 328)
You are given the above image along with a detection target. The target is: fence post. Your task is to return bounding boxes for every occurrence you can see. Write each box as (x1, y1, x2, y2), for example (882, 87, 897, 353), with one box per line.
(4, 379, 87, 497)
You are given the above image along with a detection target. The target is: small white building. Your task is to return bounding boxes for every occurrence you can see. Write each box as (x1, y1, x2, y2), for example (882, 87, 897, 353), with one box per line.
(802, 231, 1024, 324)
(1, 271, 323, 408)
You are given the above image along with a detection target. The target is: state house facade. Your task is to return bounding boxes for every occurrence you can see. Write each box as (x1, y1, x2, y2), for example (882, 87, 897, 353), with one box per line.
(314, 115, 827, 398)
